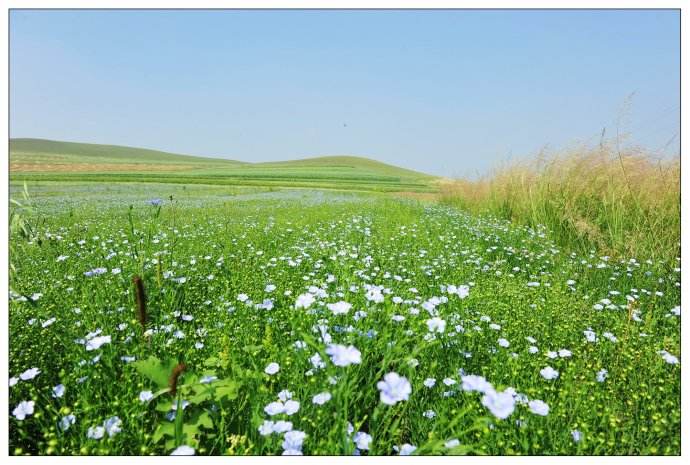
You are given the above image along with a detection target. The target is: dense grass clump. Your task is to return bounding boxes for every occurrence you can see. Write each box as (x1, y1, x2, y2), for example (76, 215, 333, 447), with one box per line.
(8, 185, 680, 456)
(439, 142, 680, 262)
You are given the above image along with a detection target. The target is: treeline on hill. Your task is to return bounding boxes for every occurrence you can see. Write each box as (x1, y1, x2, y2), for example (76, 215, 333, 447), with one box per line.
(439, 140, 680, 263)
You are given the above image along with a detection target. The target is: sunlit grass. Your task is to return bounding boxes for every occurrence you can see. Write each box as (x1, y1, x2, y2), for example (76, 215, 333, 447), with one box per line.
(439, 141, 680, 262)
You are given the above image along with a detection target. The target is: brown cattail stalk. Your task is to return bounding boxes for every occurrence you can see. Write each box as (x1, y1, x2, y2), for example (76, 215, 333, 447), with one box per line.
(132, 275, 147, 328)
(169, 363, 186, 396)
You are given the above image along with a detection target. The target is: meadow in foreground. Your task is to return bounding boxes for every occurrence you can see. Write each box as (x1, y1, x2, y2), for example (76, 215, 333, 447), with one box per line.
(8, 185, 680, 455)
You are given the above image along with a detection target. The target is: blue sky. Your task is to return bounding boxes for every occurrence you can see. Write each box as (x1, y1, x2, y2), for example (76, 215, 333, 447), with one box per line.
(10, 9, 680, 177)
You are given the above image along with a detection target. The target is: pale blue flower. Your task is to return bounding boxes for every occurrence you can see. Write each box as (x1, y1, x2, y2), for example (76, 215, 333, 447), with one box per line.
(377, 372, 411, 405)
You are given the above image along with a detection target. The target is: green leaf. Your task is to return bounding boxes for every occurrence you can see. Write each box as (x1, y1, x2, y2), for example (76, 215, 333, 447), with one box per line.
(242, 344, 263, 355)
(153, 422, 175, 443)
(132, 356, 178, 388)
(215, 380, 240, 400)
(195, 411, 213, 429)
(187, 386, 214, 404)
(155, 399, 173, 413)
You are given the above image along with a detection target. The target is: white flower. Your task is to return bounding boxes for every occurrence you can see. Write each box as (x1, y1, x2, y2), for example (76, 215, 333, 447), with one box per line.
(571, 430, 582, 442)
(171, 445, 195, 455)
(528, 399, 550, 416)
(327, 301, 352, 315)
(481, 388, 516, 419)
(529, 346, 539, 354)
(52, 384, 65, 398)
(87, 425, 105, 440)
(364, 287, 384, 303)
(274, 420, 293, 433)
(442, 377, 456, 386)
(540, 366, 559, 380)
(498, 338, 510, 348)
(423, 378, 436, 388)
(19, 367, 41, 381)
(310, 353, 326, 369)
(447, 284, 470, 298)
(295, 293, 315, 309)
(12, 400, 35, 420)
(278, 389, 292, 402)
(282, 430, 307, 451)
(426, 317, 446, 333)
(9, 377, 19, 387)
(312, 392, 332, 405)
(139, 390, 154, 402)
(103, 416, 122, 437)
(354, 432, 372, 450)
(258, 420, 275, 436)
(264, 401, 285, 416)
(423, 409, 436, 419)
(42, 317, 56, 328)
(445, 438, 460, 448)
(265, 362, 280, 375)
(596, 369, 608, 382)
(84, 267, 107, 277)
(558, 349, 572, 358)
(60, 414, 76, 431)
(583, 330, 597, 342)
(461, 375, 492, 393)
(200, 375, 217, 384)
(377, 372, 412, 405)
(658, 350, 679, 365)
(283, 400, 300, 415)
(265, 284, 276, 293)
(398, 443, 417, 455)
(325, 344, 361, 367)
(85, 335, 111, 351)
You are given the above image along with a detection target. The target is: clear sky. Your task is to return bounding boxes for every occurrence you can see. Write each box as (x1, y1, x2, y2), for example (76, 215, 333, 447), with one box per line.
(10, 9, 680, 177)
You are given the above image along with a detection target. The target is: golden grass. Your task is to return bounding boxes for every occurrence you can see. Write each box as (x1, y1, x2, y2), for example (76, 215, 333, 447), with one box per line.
(439, 142, 680, 261)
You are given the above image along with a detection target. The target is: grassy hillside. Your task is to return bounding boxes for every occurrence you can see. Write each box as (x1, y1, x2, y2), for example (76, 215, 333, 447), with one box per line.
(10, 138, 438, 193)
(10, 138, 241, 166)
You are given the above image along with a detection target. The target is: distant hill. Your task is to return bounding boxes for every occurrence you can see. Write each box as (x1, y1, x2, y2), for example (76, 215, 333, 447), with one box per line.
(10, 138, 243, 166)
(10, 138, 438, 193)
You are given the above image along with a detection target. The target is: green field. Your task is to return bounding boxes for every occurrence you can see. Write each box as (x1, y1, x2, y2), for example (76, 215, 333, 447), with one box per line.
(10, 139, 438, 193)
(8, 183, 680, 456)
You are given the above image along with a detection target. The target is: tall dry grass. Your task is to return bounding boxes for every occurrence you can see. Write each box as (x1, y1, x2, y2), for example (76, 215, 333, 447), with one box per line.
(439, 141, 680, 262)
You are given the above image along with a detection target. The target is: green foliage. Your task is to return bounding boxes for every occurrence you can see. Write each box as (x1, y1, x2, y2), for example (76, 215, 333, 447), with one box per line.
(8, 185, 680, 456)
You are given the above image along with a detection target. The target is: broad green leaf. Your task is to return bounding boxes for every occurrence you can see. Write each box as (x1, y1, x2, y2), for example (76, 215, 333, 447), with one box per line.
(153, 422, 175, 443)
(215, 380, 240, 400)
(132, 356, 178, 388)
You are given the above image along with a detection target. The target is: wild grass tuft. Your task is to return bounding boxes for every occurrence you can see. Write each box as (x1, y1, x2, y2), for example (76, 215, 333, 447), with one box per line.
(439, 141, 680, 262)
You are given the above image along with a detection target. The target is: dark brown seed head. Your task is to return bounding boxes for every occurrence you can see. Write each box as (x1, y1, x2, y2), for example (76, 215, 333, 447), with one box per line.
(132, 275, 147, 327)
(169, 363, 186, 396)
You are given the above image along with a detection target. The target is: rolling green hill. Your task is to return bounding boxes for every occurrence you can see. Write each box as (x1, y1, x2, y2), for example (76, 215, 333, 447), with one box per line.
(10, 138, 243, 166)
(10, 138, 438, 192)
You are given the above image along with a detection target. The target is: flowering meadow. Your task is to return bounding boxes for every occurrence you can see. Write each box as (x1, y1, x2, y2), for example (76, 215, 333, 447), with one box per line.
(8, 185, 680, 455)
